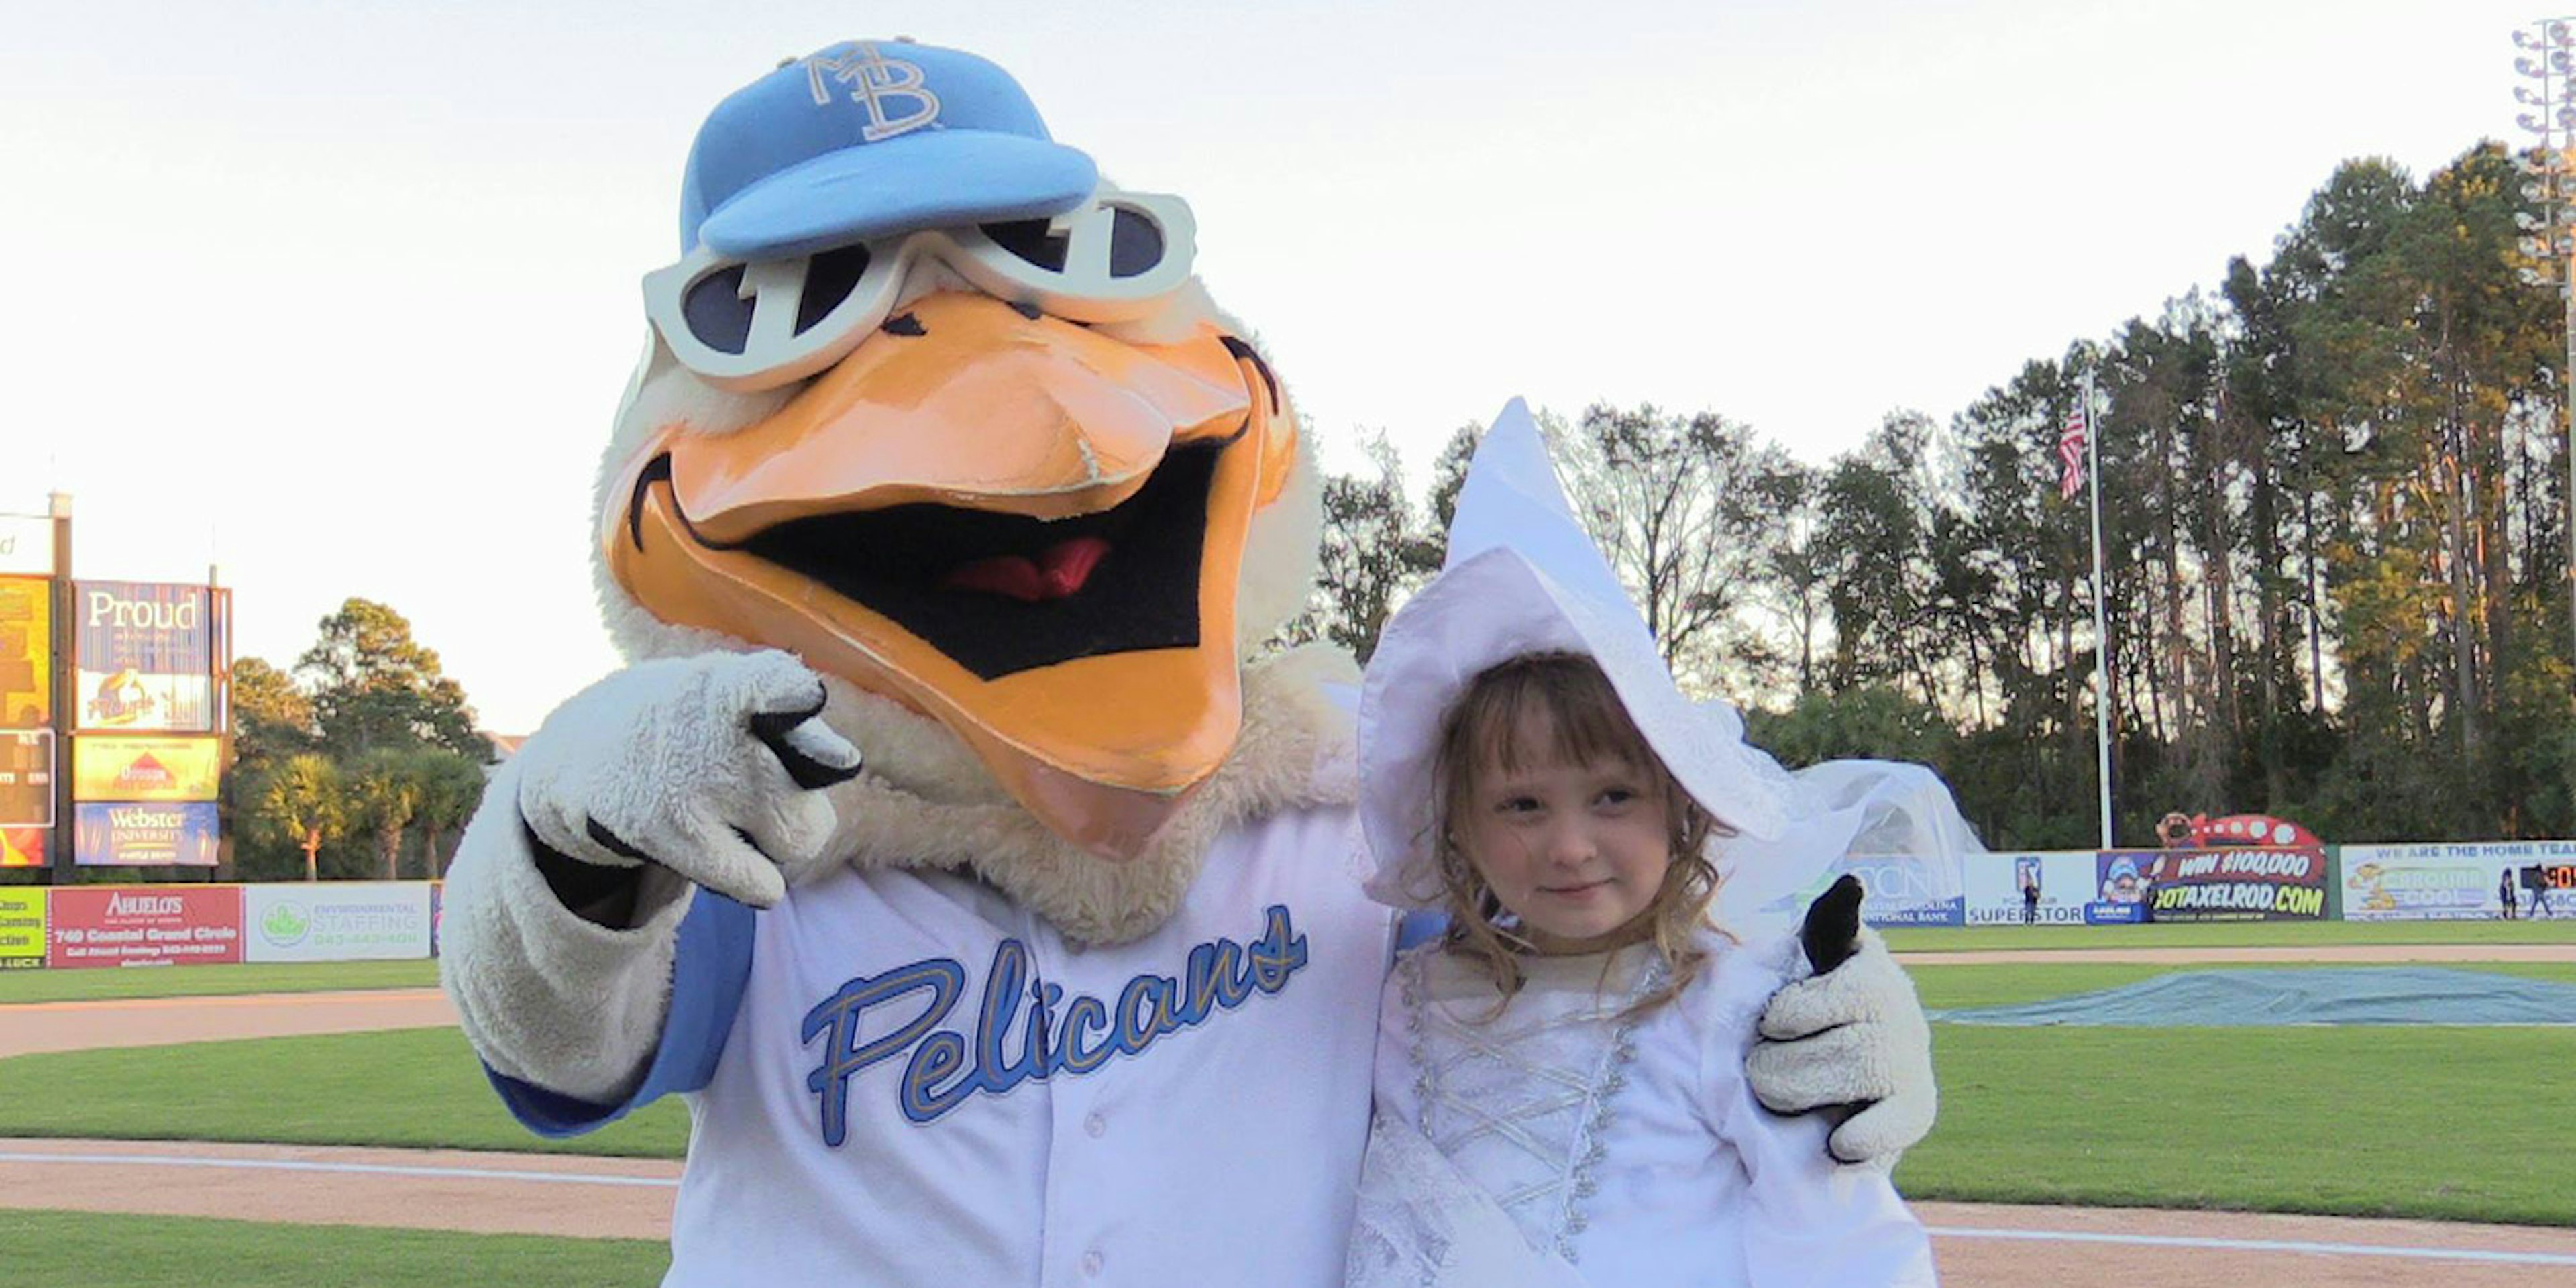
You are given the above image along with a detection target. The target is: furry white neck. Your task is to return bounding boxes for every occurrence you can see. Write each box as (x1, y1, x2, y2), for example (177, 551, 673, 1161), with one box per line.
(783, 643, 1359, 945)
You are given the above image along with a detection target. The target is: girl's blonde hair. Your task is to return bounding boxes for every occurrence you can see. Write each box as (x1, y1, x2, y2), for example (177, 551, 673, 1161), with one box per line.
(1428, 651, 1726, 1012)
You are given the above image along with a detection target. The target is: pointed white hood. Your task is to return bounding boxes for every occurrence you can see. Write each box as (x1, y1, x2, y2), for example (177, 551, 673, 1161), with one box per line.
(1358, 399, 1978, 931)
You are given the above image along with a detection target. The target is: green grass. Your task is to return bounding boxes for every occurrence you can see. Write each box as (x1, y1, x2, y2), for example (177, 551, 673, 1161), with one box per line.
(0, 1027, 688, 1159)
(5, 959, 2573, 1226)
(0, 960, 439, 1004)
(0, 1210, 665, 1287)
(1894, 1022, 2576, 1226)
(1884, 918, 2576, 952)
(1909, 960, 2576, 1010)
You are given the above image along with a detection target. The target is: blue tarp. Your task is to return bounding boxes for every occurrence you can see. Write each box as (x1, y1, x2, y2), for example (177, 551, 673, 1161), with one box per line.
(1931, 967, 2576, 1026)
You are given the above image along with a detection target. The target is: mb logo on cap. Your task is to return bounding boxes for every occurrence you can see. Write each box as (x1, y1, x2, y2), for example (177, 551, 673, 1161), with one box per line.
(804, 42, 941, 142)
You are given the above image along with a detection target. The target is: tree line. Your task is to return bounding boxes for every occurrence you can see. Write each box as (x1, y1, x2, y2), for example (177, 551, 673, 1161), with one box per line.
(1291, 140, 2576, 850)
(224, 598, 491, 881)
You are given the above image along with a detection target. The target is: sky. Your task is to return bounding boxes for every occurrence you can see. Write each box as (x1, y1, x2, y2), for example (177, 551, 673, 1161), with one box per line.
(0, 1, 2559, 733)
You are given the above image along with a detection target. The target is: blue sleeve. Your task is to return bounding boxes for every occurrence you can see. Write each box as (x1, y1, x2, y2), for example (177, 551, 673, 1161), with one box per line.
(1394, 908, 1448, 953)
(486, 890, 757, 1138)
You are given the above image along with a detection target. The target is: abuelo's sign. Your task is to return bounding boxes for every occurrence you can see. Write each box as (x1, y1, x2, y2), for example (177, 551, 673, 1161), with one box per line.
(73, 734, 222, 802)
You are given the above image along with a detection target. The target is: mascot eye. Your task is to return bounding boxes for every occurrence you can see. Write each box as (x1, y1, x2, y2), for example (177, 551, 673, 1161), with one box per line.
(676, 246, 877, 358)
(796, 244, 873, 332)
(979, 210, 1165, 279)
(680, 264, 754, 356)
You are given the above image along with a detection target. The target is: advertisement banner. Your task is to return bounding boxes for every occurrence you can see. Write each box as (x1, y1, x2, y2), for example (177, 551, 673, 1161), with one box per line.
(73, 734, 221, 802)
(3, 826, 48, 867)
(0, 888, 44, 968)
(74, 580, 215, 731)
(0, 729, 51, 828)
(0, 576, 48, 725)
(2112, 847, 2330, 922)
(2343, 840, 2576, 920)
(74, 802, 220, 867)
(1772, 854, 1966, 927)
(46, 885, 243, 968)
(0, 515, 47, 576)
(245, 883, 435, 962)
(2089, 852, 2154, 924)
(1965, 852, 2099, 926)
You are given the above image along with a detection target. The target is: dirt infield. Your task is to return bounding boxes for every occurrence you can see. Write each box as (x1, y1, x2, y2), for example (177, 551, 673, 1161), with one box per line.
(0, 988, 456, 1059)
(7, 955, 2574, 1285)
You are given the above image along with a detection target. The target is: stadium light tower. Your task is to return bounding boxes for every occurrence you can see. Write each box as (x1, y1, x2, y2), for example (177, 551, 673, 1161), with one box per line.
(2514, 17, 2576, 678)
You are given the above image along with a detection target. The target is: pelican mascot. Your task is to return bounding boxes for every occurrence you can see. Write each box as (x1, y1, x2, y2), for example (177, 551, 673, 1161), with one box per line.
(441, 39, 1937, 1286)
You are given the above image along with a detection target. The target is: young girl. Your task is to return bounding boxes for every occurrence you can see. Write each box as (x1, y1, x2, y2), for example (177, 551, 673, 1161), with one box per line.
(1345, 403, 1943, 1287)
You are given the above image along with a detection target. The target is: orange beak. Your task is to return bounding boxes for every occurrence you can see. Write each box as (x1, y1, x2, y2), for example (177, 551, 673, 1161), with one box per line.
(606, 292, 1297, 857)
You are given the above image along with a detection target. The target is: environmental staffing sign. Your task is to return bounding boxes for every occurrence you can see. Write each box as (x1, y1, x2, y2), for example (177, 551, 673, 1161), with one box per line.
(246, 883, 434, 961)
(75, 802, 220, 867)
(0, 888, 44, 968)
(74, 580, 215, 731)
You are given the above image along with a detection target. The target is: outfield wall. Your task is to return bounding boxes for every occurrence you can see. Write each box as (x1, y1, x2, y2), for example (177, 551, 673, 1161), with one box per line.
(0, 881, 444, 969)
(0, 844, 2569, 967)
(1781, 840, 2575, 928)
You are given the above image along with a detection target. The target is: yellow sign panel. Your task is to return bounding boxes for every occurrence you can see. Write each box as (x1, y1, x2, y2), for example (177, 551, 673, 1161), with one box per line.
(74, 734, 222, 802)
(0, 888, 43, 966)
(0, 576, 48, 727)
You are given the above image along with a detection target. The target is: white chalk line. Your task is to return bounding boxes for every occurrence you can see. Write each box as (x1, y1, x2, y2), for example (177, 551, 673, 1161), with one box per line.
(1924, 1225, 2576, 1267)
(7, 1152, 2574, 1266)
(0, 1150, 680, 1189)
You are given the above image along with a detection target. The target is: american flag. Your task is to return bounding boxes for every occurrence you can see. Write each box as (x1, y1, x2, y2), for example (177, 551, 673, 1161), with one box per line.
(2057, 405, 2088, 500)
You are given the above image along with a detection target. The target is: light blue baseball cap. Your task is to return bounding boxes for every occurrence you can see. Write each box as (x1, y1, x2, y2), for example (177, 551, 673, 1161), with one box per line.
(679, 40, 1099, 259)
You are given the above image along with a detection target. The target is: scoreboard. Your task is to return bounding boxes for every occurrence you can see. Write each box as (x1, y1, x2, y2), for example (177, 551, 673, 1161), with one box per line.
(0, 729, 50, 828)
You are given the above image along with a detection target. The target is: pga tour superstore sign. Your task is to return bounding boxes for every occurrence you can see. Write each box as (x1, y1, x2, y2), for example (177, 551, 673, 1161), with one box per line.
(1964, 852, 2100, 925)
(75, 580, 215, 732)
(246, 883, 433, 961)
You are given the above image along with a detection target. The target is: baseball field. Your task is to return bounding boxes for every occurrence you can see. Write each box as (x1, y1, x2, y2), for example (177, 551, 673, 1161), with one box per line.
(3, 920, 2573, 1286)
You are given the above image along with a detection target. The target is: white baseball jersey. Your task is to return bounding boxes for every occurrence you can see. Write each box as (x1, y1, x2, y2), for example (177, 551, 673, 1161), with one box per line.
(536, 802, 1393, 1287)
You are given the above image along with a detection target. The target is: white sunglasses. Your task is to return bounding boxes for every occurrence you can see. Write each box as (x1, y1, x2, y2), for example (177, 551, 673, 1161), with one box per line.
(643, 189, 1198, 392)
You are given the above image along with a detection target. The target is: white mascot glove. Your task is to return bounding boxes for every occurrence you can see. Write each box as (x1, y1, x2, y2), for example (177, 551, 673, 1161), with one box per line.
(1746, 875, 1938, 1169)
(515, 649, 861, 912)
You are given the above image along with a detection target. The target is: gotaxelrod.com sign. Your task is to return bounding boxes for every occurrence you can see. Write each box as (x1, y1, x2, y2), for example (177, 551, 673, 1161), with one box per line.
(246, 883, 434, 962)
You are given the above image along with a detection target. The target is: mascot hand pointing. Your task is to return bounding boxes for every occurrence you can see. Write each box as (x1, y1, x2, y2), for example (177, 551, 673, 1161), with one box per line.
(516, 651, 860, 918)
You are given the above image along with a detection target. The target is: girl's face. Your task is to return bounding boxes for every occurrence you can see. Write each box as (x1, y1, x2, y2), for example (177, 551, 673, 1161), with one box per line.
(1455, 708, 1676, 954)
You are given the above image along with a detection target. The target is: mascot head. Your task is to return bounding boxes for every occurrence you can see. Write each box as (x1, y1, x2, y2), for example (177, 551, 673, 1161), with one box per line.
(594, 40, 1324, 872)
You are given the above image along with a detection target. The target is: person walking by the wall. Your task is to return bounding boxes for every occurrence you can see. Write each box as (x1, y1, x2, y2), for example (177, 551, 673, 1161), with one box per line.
(2020, 865, 2041, 926)
(2501, 868, 2520, 920)
(2528, 864, 2556, 919)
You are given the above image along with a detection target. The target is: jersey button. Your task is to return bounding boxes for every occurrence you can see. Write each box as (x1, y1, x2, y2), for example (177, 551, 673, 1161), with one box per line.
(1084, 1112, 1107, 1138)
(1081, 1249, 1105, 1277)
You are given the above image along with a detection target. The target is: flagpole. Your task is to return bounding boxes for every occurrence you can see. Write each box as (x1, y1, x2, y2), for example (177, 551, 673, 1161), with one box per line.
(2084, 368, 2114, 849)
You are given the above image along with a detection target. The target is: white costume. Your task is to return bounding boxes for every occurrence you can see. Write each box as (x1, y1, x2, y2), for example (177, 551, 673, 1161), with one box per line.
(1350, 934, 1934, 1287)
(1341, 400, 1953, 1286)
